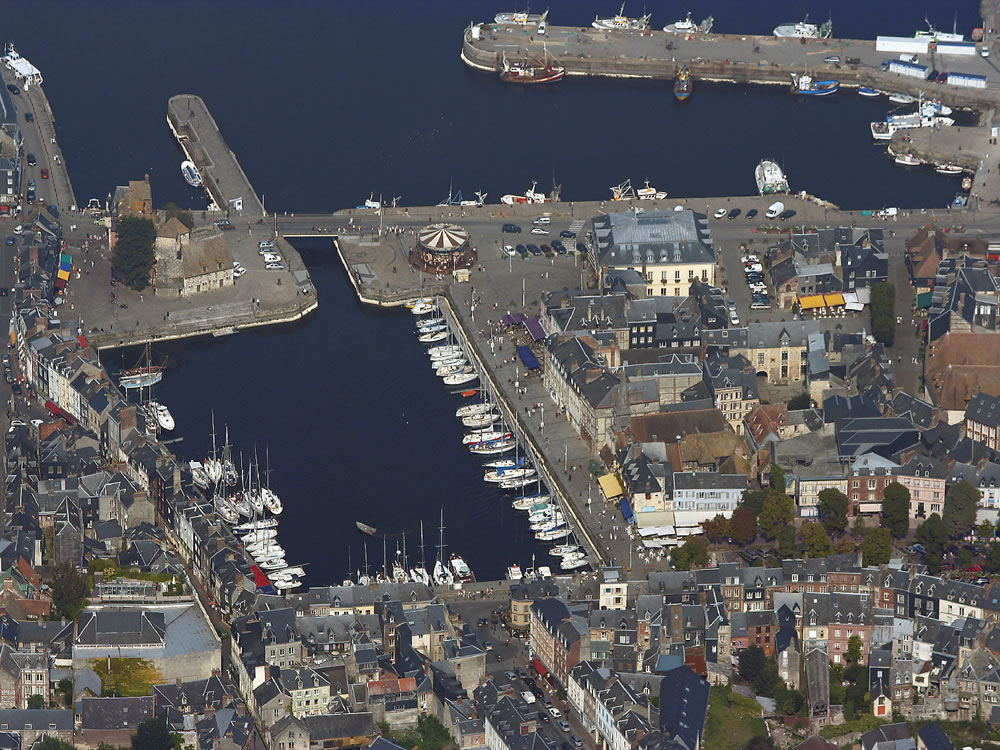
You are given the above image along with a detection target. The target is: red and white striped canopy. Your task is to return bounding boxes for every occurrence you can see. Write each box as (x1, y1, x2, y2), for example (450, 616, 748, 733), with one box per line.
(418, 223, 469, 252)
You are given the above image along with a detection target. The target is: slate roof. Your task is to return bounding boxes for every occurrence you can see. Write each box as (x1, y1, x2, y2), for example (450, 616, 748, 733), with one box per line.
(967, 392, 1000, 428)
(80, 696, 153, 730)
(658, 666, 709, 750)
(594, 210, 714, 268)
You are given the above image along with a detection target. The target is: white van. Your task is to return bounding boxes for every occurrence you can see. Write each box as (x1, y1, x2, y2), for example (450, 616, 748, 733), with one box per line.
(532, 216, 550, 225)
(522, 691, 536, 705)
(766, 202, 785, 220)
(537, 20, 547, 35)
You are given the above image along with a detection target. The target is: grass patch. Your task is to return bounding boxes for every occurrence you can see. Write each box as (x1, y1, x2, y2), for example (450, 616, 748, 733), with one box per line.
(820, 715, 886, 739)
(703, 685, 765, 750)
(89, 657, 162, 697)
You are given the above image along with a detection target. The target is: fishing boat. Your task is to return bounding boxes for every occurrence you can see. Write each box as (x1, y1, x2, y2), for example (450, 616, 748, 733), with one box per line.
(936, 163, 964, 175)
(507, 564, 523, 581)
(189, 461, 210, 489)
(610, 179, 636, 201)
(419, 331, 449, 344)
(469, 440, 516, 455)
(915, 17, 963, 43)
(148, 401, 175, 431)
(464, 430, 512, 445)
(774, 15, 831, 39)
(449, 553, 475, 583)
(673, 66, 692, 102)
(635, 180, 667, 200)
(893, 152, 922, 167)
(755, 159, 790, 195)
(444, 372, 479, 386)
(791, 73, 839, 96)
(462, 412, 497, 428)
(494, 10, 546, 25)
(485, 467, 535, 483)
(592, 4, 651, 30)
(356, 521, 377, 536)
(180, 160, 203, 188)
(962, 176, 973, 191)
(456, 402, 494, 418)
(501, 180, 550, 205)
(663, 12, 697, 34)
(499, 50, 565, 85)
(412, 302, 437, 316)
(858, 87, 882, 98)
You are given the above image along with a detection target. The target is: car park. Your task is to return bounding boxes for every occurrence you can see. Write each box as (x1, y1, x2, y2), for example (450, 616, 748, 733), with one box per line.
(502, 223, 522, 233)
(746, 209, 758, 219)
(727, 208, 741, 219)
(713, 208, 728, 219)
(560, 230, 576, 238)
(779, 209, 797, 220)
(530, 227, 549, 235)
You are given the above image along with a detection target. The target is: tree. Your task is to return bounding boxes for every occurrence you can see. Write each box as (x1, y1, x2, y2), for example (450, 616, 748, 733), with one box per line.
(870, 282, 896, 346)
(774, 683, 805, 716)
(835, 537, 857, 555)
(770, 464, 786, 493)
(27, 694, 45, 709)
(943, 480, 980, 539)
(738, 645, 766, 685)
(847, 634, 863, 664)
(881, 482, 911, 539)
(747, 736, 775, 750)
(777, 526, 801, 559)
(51, 562, 88, 621)
(916, 513, 948, 574)
(787, 392, 811, 410)
(729, 507, 759, 546)
(986, 542, 1000, 574)
(977, 520, 996, 541)
(740, 489, 768, 514)
(672, 537, 709, 571)
(112, 216, 157, 291)
(759, 492, 794, 541)
(702, 515, 731, 544)
(802, 521, 832, 558)
(861, 527, 893, 567)
(38, 738, 76, 750)
(817, 488, 848, 536)
(132, 719, 173, 750)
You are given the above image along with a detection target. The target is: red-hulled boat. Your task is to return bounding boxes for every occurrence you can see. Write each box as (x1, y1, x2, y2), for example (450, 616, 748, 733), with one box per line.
(499, 51, 565, 84)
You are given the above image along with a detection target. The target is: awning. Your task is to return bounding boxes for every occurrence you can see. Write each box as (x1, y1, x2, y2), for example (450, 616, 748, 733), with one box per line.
(916, 291, 933, 310)
(525, 316, 545, 342)
(598, 473, 624, 499)
(517, 345, 540, 370)
(531, 657, 548, 676)
(620, 497, 635, 524)
(824, 293, 845, 307)
(44, 400, 76, 424)
(798, 294, 825, 310)
(846, 302, 864, 312)
(57, 269, 70, 281)
(859, 502, 883, 514)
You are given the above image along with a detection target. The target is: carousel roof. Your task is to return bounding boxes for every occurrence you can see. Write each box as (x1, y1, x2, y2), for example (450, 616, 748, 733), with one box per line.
(418, 223, 469, 252)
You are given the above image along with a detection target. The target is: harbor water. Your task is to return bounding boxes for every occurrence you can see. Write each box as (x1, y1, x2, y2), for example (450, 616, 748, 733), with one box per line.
(8, 0, 981, 583)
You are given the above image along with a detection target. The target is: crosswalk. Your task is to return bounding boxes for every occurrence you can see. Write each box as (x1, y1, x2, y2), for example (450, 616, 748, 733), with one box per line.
(567, 219, 586, 235)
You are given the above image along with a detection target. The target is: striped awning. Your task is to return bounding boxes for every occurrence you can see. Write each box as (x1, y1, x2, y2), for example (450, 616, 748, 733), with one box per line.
(418, 223, 469, 252)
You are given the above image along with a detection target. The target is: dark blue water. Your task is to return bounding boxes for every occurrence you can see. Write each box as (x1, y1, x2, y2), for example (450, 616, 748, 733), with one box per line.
(6, 0, 983, 583)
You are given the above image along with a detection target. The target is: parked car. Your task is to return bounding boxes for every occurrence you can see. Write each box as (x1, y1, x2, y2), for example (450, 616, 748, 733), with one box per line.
(5, 84, 18, 95)
(540, 244, 552, 256)
(26, 154, 36, 167)
(713, 208, 728, 219)
(214, 219, 234, 230)
(746, 209, 758, 219)
(525, 244, 541, 256)
(530, 227, 549, 235)
(571, 737, 583, 748)
(503, 244, 515, 256)
(4, 237, 13, 247)
(927, 69, 940, 81)
(727, 208, 741, 219)
(557, 721, 571, 734)
(233, 266, 247, 278)
(23, 112, 33, 122)
(549, 708, 562, 719)
(262, 253, 282, 263)
(937, 72, 949, 83)
(515, 244, 528, 258)
(264, 262, 285, 270)
(824, 55, 841, 64)
(779, 209, 797, 220)
(729, 310, 740, 326)
(502, 223, 522, 233)
(552, 240, 567, 254)
(560, 230, 576, 238)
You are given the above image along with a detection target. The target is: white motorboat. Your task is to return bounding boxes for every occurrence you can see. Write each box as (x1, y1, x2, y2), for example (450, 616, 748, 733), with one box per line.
(234, 518, 279, 533)
(485, 467, 536, 483)
(549, 543, 581, 557)
(561, 556, 589, 571)
(190, 461, 210, 488)
(462, 412, 497, 428)
(635, 180, 667, 200)
(464, 430, 512, 445)
(419, 331, 449, 343)
(755, 160, 789, 196)
(259, 558, 288, 570)
(405, 297, 435, 309)
(449, 554, 475, 582)
(483, 458, 520, 469)
(444, 372, 479, 386)
(888, 93, 916, 104)
(271, 578, 302, 590)
(536, 526, 571, 541)
(593, 4, 650, 31)
(148, 401, 175, 431)
(894, 152, 922, 167)
(469, 440, 516, 455)
(664, 11, 697, 34)
(261, 487, 283, 515)
(500, 476, 536, 490)
(507, 564, 523, 581)
(412, 302, 437, 316)
(456, 403, 494, 418)
(936, 164, 964, 175)
(181, 160, 203, 188)
(858, 87, 882, 98)
(437, 364, 472, 377)
(513, 495, 552, 510)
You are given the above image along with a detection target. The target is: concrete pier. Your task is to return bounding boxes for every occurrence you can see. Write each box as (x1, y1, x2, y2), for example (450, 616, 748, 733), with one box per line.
(462, 21, 1000, 108)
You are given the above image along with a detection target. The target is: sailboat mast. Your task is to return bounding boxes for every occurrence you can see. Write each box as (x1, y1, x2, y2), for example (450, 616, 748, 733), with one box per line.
(210, 410, 218, 460)
(420, 520, 426, 570)
(382, 535, 388, 579)
(438, 507, 447, 562)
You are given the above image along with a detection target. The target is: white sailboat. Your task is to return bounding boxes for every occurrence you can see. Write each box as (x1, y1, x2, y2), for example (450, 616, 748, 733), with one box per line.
(444, 372, 479, 386)
(463, 430, 512, 445)
(469, 440, 516, 455)
(190, 461, 210, 489)
(462, 412, 497, 428)
(485, 467, 536, 483)
(432, 509, 455, 587)
(456, 402, 493, 418)
(409, 521, 431, 585)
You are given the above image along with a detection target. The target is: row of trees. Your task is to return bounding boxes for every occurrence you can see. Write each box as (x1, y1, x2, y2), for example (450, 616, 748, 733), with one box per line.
(870, 281, 896, 346)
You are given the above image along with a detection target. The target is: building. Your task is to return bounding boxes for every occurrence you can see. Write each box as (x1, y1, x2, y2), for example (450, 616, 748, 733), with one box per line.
(592, 210, 716, 297)
(269, 713, 377, 750)
(529, 599, 590, 689)
(0, 83, 21, 207)
(966, 392, 1000, 451)
(181, 227, 235, 297)
(113, 175, 153, 219)
(841, 237, 889, 291)
(544, 334, 621, 452)
(659, 666, 709, 750)
(795, 475, 848, 519)
(670, 472, 747, 534)
(729, 322, 821, 382)
(704, 357, 760, 435)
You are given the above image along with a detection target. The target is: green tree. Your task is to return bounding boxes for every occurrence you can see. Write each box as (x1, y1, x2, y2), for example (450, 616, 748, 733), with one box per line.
(112, 216, 157, 291)
(759, 492, 794, 541)
(977, 520, 996, 540)
(818, 488, 849, 536)
(747, 736, 775, 750)
(27, 694, 45, 709)
(702, 515, 731, 544)
(777, 526, 802, 560)
(740, 489, 768, 514)
(38, 738, 76, 750)
(672, 537, 709, 571)
(860, 527, 893, 567)
(957, 547, 974, 569)
(846, 635, 863, 664)
(770, 464, 786, 493)
(738, 645, 766, 685)
(729, 506, 759, 546)
(943, 480, 980, 539)
(802, 521, 833, 558)
(916, 513, 948, 574)
(986, 541, 1000, 574)
(870, 282, 896, 346)
(881, 482, 911, 538)
(787, 392, 811, 410)
(51, 562, 88, 621)
(774, 683, 805, 716)
(132, 719, 173, 750)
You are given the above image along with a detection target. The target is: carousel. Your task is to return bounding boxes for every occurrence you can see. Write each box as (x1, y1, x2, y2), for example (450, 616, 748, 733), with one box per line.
(409, 223, 477, 274)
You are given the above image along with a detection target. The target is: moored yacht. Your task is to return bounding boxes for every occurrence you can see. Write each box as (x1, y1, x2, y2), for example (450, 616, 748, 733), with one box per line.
(181, 160, 203, 188)
(593, 4, 650, 30)
(449, 553, 475, 583)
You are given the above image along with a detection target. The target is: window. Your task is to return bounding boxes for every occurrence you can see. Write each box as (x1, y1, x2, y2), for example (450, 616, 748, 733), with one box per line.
(688, 269, 694, 280)
(674, 271, 681, 282)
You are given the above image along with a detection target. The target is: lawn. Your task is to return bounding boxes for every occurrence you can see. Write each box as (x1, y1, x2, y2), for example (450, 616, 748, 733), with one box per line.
(703, 685, 767, 750)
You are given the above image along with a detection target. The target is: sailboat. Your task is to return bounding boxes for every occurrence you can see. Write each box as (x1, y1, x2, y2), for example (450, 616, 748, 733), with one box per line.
(119, 342, 164, 390)
(189, 461, 211, 489)
(410, 521, 431, 585)
(432, 508, 455, 587)
(204, 412, 224, 485)
(222, 427, 238, 486)
(261, 446, 283, 515)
